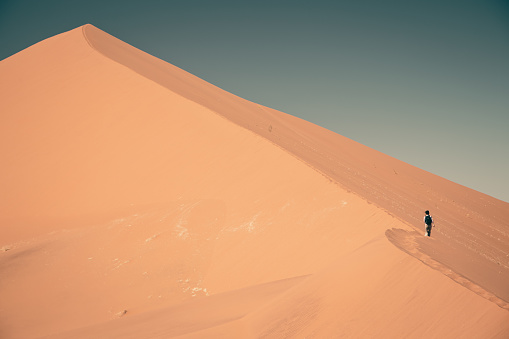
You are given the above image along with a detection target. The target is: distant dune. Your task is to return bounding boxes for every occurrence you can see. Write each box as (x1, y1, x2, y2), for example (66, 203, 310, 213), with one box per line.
(0, 24, 507, 338)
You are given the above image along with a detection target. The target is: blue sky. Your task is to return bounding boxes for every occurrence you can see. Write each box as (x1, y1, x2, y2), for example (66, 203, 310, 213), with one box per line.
(1, 0, 508, 202)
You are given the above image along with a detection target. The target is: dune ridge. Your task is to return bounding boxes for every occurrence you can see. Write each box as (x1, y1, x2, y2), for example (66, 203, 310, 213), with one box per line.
(0, 25, 508, 338)
(81, 24, 509, 304)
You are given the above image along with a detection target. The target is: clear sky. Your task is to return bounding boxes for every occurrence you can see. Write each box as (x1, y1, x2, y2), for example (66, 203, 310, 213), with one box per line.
(1, 0, 508, 202)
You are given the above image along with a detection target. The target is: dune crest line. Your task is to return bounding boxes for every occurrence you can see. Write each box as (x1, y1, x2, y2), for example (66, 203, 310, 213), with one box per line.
(80, 25, 509, 305)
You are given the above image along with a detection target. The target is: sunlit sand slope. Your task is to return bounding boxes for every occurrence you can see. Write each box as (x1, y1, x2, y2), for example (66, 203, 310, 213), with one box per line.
(83, 23, 509, 304)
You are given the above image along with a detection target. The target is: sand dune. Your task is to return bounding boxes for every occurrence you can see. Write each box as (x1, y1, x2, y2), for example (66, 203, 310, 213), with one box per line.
(1, 25, 508, 338)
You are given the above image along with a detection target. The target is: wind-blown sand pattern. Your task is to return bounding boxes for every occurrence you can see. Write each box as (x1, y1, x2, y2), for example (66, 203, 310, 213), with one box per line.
(0, 25, 508, 338)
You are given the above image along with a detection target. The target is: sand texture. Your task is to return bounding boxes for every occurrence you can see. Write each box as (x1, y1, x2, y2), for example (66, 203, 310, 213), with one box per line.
(1, 25, 508, 338)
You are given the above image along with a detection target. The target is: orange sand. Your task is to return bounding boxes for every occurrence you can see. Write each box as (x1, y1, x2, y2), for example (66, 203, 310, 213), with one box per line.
(0, 25, 508, 338)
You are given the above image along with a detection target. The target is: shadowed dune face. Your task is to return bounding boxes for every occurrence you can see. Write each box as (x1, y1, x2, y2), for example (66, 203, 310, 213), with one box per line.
(0, 25, 508, 338)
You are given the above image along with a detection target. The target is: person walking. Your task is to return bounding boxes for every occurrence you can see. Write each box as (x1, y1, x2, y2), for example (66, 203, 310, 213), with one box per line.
(424, 210, 434, 237)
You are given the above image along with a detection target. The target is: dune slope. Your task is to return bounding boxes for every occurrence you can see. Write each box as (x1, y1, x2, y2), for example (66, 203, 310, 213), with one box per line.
(0, 25, 508, 338)
(82, 24, 509, 303)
